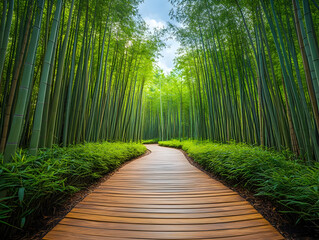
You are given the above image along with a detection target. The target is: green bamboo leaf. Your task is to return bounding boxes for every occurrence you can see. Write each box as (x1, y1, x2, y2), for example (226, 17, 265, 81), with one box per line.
(18, 187, 24, 203)
(20, 217, 25, 228)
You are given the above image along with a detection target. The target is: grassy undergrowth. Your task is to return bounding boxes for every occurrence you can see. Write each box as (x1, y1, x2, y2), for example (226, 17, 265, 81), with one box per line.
(159, 140, 319, 227)
(0, 142, 146, 238)
(142, 139, 159, 144)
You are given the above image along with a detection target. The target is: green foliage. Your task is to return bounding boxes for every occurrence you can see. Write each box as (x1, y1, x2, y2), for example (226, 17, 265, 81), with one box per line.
(159, 139, 184, 149)
(143, 70, 189, 141)
(0, 141, 146, 237)
(159, 140, 319, 226)
(142, 139, 159, 144)
(0, 0, 162, 160)
(144, 0, 319, 163)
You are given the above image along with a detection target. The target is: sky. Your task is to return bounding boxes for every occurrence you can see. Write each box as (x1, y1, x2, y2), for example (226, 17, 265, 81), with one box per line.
(138, 0, 180, 74)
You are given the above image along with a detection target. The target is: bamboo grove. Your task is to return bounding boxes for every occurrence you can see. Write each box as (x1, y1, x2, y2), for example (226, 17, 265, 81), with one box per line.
(0, 0, 161, 162)
(142, 70, 189, 141)
(142, 0, 319, 163)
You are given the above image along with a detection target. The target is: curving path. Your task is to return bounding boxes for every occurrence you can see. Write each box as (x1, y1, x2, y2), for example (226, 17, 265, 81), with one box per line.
(44, 145, 283, 240)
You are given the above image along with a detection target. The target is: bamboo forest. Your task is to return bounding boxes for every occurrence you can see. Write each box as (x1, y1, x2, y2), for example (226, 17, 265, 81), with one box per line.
(1, 0, 319, 239)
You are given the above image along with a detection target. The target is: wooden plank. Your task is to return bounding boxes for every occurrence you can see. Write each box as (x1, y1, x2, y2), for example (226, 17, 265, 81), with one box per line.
(75, 201, 251, 209)
(91, 190, 235, 196)
(65, 212, 263, 224)
(81, 196, 245, 205)
(46, 225, 281, 239)
(90, 191, 237, 198)
(58, 217, 271, 231)
(75, 203, 253, 213)
(70, 207, 258, 218)
(44, 145, 283, 239)
(44, 231, 284, 240)
(44, 228, 283, 240)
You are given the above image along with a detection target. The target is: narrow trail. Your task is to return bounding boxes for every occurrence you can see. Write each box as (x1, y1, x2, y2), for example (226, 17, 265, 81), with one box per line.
(44, 145, 283, 239)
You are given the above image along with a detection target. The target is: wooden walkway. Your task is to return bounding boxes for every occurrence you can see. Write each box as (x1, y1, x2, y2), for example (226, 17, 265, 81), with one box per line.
(44, 145, 283, 240)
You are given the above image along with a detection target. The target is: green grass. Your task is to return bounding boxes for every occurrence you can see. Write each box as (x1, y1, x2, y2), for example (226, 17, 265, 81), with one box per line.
(0, 141, 146, 237)
(159, 140, 319, 227)
(142, 139, 159, 144)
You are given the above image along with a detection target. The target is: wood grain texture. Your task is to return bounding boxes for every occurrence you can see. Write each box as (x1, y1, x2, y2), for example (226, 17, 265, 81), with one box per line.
(44, 145, 283, 240)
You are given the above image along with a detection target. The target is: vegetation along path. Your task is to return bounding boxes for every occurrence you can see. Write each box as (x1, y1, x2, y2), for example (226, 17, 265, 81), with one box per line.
(44, 145, 283, 240)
